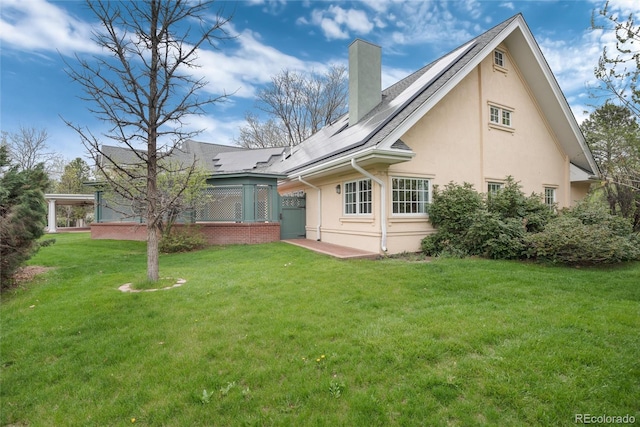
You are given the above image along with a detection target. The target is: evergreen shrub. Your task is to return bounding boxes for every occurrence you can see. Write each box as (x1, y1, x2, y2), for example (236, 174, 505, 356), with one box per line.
(0, 146, 49, 290)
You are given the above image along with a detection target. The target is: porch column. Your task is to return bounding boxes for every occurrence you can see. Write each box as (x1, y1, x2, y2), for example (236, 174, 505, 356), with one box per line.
(47, 198, 57, 233)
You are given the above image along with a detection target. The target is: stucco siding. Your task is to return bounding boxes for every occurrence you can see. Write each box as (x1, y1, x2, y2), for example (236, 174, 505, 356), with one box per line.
(570, 182, 591, 206)
(392, 48, 570, 206)
(285, 46, 587, 254)
(480, 49, 568, 204)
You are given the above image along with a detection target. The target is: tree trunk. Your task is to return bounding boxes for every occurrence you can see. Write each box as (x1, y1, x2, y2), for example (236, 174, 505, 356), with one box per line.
(147, 221, 160, 282)
(146, 0, 160, 283)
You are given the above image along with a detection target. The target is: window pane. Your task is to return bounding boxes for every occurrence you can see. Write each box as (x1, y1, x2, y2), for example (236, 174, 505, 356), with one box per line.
(490, 106, 499, 123)
(502, 110, 511, 126)
(344, 181, 357, 214)
(344, 179, 371, 214)
(359, 179, 372, 214)
(544, 187, 555, 207)
(487, 182, 503, 195)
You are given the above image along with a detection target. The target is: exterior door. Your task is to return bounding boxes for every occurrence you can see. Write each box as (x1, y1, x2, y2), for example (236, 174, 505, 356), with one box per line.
(280, 195, 306, 239)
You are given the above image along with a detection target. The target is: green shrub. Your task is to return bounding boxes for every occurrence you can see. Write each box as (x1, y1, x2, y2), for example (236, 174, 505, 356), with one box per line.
(428, 182, 483, 235)
(486, 177, 553, 233)
(464, 211, 526, 259)
(526, 202, 640, 265)
(565, 199, 633, 236)
(421, 230, 468, 258)
(422, 179, 549, 260)
(159, 225, 206, 253)
(421, 179, 639, 265)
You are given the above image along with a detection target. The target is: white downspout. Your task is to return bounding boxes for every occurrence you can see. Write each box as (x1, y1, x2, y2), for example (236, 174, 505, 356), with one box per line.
(350, 158, 387, 252)
(298, 176, 322, 241)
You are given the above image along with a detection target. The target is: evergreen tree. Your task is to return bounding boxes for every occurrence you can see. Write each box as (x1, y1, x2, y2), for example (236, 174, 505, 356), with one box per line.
(0, 144, 49, 289)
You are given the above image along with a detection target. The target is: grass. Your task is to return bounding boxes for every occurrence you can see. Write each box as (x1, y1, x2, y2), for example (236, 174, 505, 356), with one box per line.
(1, 233, 639, 426)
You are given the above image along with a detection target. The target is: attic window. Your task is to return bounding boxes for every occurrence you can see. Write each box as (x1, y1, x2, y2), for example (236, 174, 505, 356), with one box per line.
(493, 49, 508, 74)
(489, 103, 514, 132)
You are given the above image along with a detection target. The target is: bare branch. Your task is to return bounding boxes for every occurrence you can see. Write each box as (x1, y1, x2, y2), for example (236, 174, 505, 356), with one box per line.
(237, 65, 347, 149)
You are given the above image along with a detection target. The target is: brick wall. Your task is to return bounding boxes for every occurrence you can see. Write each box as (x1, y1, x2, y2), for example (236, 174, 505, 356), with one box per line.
(90, 222, 281, 245)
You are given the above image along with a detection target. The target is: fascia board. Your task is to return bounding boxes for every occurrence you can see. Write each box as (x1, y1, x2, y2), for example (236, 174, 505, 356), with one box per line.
(287, 147, 414, 180)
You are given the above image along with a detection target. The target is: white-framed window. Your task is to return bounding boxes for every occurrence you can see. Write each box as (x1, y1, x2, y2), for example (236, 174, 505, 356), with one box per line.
(392, 177, 430, 215)
(344, 179, 372, 215)
(490, 106, 500, 123)
(487, 182, 504, 196)
(544, 187, 556, 208)
(494, 50, 504, 67)
(489, 104, 513, 128)
(502, 109, 512, 126)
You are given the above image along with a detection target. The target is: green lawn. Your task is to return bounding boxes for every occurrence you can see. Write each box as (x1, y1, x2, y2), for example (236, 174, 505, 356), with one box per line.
(1, 233, 639, 426)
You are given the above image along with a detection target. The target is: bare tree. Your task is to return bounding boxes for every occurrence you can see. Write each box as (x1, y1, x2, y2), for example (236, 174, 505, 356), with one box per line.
(1, 126, 62, 175)
(235, 65, 347, 148)
(63, 0, 232, 281)
(589, 2, 640, 230)
(592, 1, 640, 119)
(234, 113, 287, 148)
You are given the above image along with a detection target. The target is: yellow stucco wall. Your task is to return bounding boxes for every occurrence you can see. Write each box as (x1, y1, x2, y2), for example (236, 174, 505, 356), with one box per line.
(286, 46, 586, 254)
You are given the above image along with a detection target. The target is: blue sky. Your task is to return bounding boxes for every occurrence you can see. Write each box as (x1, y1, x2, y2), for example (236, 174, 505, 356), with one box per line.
(1, 0, 638, 163)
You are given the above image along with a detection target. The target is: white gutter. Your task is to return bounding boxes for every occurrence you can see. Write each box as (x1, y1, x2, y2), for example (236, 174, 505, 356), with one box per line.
(350, 158, 387, 252)
(297, 176, 322, 241)
(290, 146, 414, 181)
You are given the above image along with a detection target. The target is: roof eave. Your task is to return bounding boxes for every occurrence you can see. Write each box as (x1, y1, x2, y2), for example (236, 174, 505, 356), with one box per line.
(285, 147, 414, 181)
(209, 171, 287, 180)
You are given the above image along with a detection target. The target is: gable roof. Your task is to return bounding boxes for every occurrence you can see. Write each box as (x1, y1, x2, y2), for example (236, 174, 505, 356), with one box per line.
(267, 14, 598, 179)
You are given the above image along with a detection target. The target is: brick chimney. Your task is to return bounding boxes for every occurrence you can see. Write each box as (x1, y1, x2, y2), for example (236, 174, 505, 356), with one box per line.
(349, 39, 381, 126)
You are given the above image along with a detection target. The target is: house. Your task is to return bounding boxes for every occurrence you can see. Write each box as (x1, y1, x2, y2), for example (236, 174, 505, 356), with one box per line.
(90, 140, 288, 245)
(264, 13, 599, 254)
(90, 13, 598, 254)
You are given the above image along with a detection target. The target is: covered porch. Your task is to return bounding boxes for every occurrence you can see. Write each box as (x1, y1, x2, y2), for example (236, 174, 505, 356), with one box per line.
(44, 193, 95, 233)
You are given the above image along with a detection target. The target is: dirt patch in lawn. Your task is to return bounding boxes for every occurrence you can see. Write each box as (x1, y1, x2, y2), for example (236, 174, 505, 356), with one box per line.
(13, 266, 54, 284)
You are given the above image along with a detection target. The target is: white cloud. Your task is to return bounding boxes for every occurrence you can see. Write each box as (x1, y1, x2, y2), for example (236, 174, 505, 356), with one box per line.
(460, 0, 483, 20)
(538, 35, 602, 94)
(305, 5, 375, 40)
(179, 114, 247, 147)
(500, 2, 515, 11)
(377, 2, 475, 50)
(0, 0, 101, 55)
(194, 26, 327, 99)
(605, 0, 640, 16)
